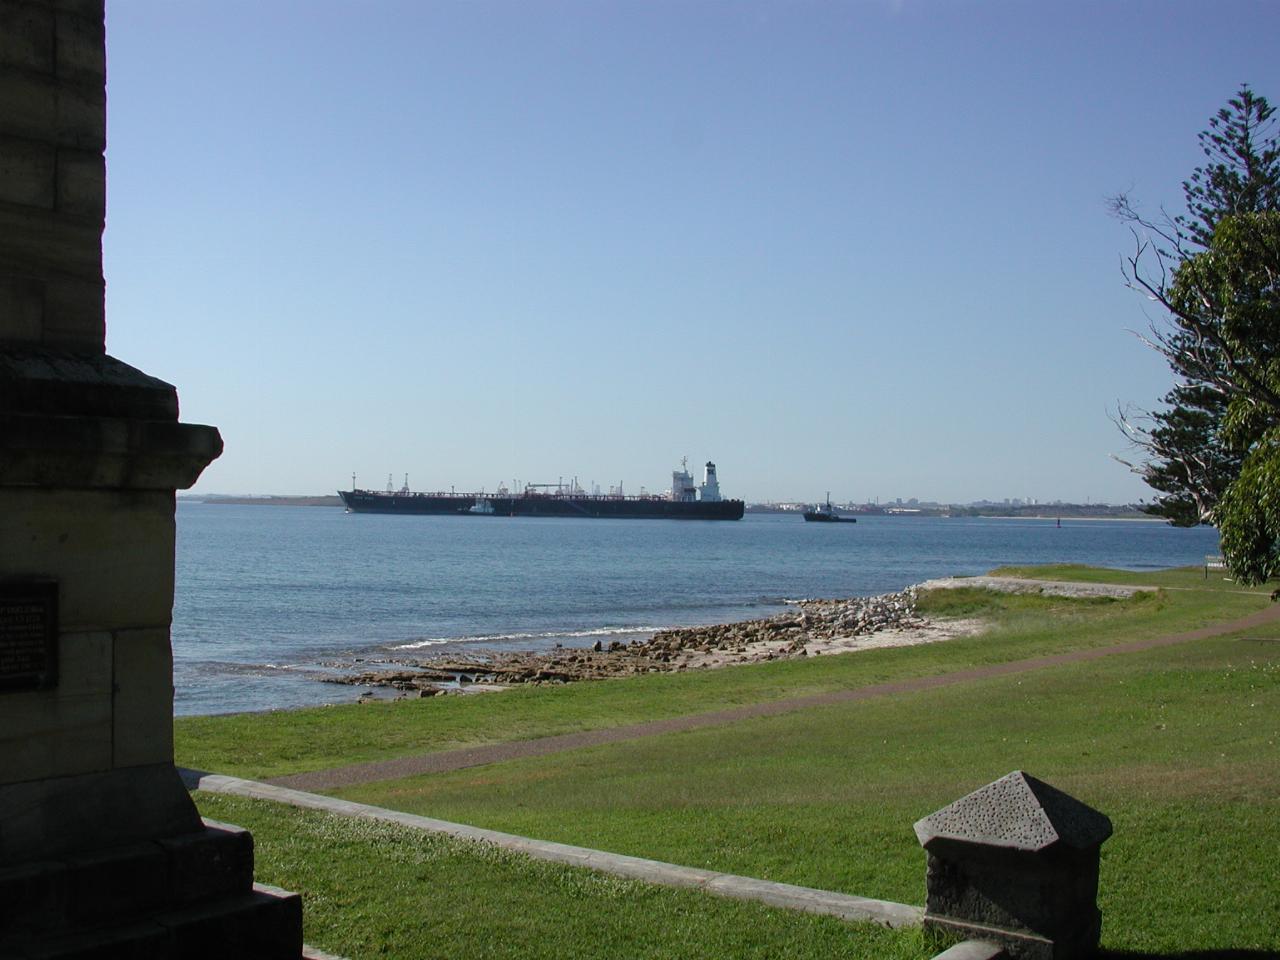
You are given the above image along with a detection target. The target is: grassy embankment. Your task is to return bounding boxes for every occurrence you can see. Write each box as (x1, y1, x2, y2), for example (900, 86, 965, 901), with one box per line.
(184, 567, 1279, 958)
(176, 566, 1266, 780)
(200, 793, 939, 960)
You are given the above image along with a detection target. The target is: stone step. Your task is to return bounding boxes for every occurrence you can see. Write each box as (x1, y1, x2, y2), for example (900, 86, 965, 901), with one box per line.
(0, 819, 254, 944)
(9, 884, 302, 960)
(158, 883, 303, 960)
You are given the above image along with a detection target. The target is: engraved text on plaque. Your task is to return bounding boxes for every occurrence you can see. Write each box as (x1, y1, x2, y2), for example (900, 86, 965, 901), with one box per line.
(0, 581, 58, 692)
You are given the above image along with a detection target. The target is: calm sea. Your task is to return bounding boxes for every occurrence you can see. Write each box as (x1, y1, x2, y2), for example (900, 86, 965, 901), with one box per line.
(173, 504, 1220, 716)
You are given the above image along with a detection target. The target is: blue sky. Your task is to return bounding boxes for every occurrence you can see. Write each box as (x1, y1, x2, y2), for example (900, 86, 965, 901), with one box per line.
(102, 1, 1280, 503)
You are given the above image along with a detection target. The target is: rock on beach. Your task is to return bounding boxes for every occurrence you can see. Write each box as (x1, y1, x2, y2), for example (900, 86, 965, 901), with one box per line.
(329, 587, 940, 695)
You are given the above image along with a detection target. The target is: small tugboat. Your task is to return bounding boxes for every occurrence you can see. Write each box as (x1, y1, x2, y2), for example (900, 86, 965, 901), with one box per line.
(803, 493, 857, 523)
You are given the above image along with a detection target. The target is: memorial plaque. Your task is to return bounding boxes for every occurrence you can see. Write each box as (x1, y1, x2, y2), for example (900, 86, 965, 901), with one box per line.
(0, 580, 58, 692)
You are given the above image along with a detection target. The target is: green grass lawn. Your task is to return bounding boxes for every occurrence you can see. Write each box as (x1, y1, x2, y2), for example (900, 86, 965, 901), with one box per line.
(175, 567, 1272, 780)
(987, 563, 1258, 591)
(196, 793, 942, 960)
(331, 626, 1280, 956)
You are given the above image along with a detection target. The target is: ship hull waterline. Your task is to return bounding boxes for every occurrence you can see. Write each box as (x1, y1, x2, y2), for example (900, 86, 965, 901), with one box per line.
(338, 490, 745, 520)
(802, 511, 857, 523)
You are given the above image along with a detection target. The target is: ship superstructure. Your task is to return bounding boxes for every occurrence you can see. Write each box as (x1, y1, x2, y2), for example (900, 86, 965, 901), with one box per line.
(339, 459, 744, 520)
(669, 459, 722, 502)
(700, 461, 722, 502)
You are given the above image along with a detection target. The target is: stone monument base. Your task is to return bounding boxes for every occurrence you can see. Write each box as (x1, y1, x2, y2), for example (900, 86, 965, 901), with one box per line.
(0, 347, 304, 956)
(915, 772, 1112, 960)
(0, 815, 301, 959)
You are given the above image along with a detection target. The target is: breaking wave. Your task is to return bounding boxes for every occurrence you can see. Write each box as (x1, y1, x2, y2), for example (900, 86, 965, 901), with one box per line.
(391, 624, 661, 651)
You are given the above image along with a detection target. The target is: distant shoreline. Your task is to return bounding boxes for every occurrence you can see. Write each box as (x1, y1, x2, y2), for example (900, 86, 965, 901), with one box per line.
(184, 495, 343, 507)
(181, 495, 1165, 523)
(976, 514, 1170, 524)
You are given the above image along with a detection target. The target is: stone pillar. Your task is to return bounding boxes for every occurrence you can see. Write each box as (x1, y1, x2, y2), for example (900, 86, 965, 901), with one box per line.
(0, 0, 107, 350)
(914, 771, 1112, 960)
(0, 3, 303, 955)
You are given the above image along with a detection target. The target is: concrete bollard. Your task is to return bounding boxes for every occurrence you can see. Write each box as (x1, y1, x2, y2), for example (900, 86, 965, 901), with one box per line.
(914, 771, 1112, 960)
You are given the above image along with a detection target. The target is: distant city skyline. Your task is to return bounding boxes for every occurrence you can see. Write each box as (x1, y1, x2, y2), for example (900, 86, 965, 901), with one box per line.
(102, 2, 1280, 505)
(198, 482, 1146, 510)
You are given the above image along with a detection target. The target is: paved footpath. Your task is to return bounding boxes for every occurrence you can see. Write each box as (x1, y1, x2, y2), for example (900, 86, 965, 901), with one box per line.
(269, 601, 1280, 793)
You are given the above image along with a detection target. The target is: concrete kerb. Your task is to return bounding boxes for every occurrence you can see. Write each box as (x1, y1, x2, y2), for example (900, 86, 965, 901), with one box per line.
(300, 943, 351, 960)
(930, 941, 1007, 960)
(180, 768, 924, 930)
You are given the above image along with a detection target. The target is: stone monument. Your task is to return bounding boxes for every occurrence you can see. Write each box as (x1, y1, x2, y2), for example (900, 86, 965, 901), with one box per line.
(0, 1, 303, 955)
(914, 771, 1112, 960)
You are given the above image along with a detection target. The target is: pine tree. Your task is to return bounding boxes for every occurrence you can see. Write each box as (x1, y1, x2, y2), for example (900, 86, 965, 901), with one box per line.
(1180, 88, 1280, 248)
(1115, 86, 1279, 525)
(1167, 211, 1280, 583)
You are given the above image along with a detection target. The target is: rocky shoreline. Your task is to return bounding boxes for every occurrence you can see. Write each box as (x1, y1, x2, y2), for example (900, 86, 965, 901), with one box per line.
(327, 588, 976, 699)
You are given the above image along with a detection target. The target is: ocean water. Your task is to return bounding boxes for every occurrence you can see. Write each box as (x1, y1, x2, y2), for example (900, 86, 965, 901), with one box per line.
(173, 503, 1220, 716)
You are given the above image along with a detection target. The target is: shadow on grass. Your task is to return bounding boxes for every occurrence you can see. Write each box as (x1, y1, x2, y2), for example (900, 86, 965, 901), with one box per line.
(1101, 951, 1280, 959)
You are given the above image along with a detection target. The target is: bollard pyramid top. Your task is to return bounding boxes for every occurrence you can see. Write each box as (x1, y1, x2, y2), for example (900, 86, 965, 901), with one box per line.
(914, 771, 1113, 854)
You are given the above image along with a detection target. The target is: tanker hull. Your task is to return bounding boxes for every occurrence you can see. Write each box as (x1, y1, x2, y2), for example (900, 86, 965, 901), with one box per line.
(339, 490, 744, 520)
(487, 495, 744, 520)
(339, 490, 475, 514)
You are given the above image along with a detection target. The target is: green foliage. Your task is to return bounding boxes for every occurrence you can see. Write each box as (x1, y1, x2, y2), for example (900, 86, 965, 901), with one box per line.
(1168, 211, 1280, 582)
(1180, 87, 1280, 247)
(1119, 86, 1280, 527)
(1167, 212, 1280, 409)
(1118, 89, 1280, 580)
(1219, 434, 1280, 584)
(1138, 384, 1239, 526)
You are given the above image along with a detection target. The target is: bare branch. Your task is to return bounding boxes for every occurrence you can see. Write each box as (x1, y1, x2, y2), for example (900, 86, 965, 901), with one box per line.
(1120, 226, 1280, 415)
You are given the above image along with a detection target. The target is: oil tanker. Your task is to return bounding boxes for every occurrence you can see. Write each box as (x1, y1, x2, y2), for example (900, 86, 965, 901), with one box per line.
(339, 460, 744, 521)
